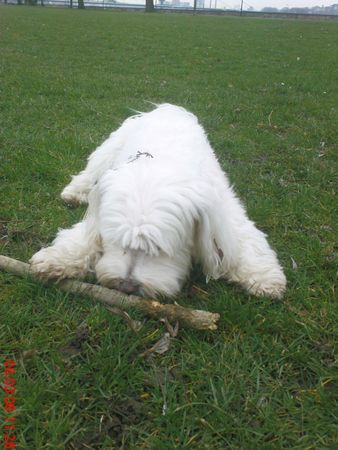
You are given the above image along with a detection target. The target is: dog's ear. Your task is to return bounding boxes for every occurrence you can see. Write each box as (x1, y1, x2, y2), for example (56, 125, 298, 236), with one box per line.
(194, 200, 237, 281)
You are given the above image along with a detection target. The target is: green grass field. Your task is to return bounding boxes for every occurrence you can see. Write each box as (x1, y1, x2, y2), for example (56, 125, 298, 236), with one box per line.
(0, 6, 337, 448)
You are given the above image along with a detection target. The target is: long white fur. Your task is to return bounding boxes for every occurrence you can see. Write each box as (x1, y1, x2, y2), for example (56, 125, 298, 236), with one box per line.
(30, 104, 286, 298)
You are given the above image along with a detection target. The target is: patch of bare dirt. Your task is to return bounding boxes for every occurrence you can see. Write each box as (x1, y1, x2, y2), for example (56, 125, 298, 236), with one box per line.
(67, 396, 145, 450)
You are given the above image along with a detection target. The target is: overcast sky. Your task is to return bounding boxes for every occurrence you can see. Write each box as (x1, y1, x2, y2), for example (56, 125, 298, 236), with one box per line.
(238, 0, 334, 9)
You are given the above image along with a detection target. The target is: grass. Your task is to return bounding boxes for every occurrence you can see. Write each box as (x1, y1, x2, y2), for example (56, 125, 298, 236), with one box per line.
(0, 5, 337, 448)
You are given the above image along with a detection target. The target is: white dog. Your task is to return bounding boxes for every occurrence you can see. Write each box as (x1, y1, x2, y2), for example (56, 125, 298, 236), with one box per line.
(30, 104, 286, 299)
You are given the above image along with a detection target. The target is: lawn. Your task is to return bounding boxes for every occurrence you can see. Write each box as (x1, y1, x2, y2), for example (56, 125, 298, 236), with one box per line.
(0, 5, 337, 448)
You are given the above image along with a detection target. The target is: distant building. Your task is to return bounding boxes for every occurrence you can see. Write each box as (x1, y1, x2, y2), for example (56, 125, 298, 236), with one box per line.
(171, 0, 190, 6)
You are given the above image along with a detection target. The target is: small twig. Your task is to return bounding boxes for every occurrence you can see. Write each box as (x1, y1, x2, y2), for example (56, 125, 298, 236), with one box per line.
(128, 151, 154, 163)
(113, 151, 154, 172)
(0, 255, 220, 331)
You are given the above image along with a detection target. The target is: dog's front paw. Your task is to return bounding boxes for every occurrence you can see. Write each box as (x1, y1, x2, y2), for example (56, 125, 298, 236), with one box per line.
(247, 275, 286, 300)
(29, 249, 68, 281)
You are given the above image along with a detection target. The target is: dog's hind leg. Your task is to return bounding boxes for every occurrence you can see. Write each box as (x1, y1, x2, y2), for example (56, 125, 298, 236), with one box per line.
(61, 129, 124, 206)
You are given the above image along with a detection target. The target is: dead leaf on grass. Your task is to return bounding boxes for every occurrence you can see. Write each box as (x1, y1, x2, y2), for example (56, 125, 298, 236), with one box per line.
(139, 332, 171, 358)
(160, 318, 179, 337)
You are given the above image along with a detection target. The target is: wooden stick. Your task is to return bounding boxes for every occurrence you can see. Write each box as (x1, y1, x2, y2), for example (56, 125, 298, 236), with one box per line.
(0, 255, 220, 331)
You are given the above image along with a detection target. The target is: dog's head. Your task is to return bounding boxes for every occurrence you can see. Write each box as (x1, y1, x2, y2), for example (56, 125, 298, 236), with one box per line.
(93, 166, 200, 297)
(95, 244, 190, 297)
(91, 163, 227, 298)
